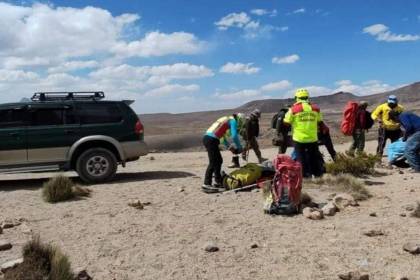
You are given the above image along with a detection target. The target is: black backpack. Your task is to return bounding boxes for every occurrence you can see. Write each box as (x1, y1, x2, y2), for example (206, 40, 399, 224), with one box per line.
(271, 109, 287, 130)
(365, 110, 374, 129)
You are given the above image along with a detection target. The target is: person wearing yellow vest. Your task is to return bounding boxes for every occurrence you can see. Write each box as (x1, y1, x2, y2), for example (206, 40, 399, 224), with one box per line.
(202, 113, 245, 193)
(283, 88, 324, 178)
(371, 95, 404, 157)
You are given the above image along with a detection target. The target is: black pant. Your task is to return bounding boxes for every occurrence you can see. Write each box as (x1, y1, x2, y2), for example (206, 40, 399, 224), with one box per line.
(203, 135, 223, 185)
(318, 133, 337, 160)
(294, 142, 324, 178)
(376, 128, 402, 156)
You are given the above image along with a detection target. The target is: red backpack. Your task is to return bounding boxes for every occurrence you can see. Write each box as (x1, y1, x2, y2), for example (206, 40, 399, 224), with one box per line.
(341, 101, 359, 136)
(265, 155, 302, 215)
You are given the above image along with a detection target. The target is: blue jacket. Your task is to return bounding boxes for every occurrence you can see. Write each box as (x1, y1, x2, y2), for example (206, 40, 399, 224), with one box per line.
(399, 112, 420, 138)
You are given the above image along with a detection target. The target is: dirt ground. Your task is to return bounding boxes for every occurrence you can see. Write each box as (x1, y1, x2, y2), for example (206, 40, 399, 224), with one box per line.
(0, 141, 419, 280)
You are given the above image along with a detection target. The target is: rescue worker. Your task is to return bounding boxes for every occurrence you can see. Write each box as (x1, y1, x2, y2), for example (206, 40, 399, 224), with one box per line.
(284, 88, 324, 178)
(237, 109, 267, 165)
(371, 95, 404, 157)
(348, 101, 369, 155)
(202, 113, 245, 193)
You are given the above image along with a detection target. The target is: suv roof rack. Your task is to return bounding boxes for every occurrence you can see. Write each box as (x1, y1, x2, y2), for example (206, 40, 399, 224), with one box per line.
(31, 91, 105, 102)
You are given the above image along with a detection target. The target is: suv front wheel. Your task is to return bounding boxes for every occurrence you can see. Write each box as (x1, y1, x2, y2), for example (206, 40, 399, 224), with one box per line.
(76, 148, 118, 184)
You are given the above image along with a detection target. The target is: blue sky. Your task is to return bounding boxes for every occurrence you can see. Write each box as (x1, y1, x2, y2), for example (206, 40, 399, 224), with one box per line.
(0, 0, 419, 113)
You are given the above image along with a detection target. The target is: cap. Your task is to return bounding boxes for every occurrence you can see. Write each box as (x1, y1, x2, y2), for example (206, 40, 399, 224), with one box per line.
(250, 109, 261, 118)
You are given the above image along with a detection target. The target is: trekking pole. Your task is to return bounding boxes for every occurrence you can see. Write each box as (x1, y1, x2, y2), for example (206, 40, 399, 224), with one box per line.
(223, 179, 273, 193)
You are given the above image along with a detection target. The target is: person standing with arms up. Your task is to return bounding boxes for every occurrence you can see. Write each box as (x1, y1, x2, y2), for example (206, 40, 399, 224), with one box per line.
(371, 95, 404, 157)
(283, 89, 324, 178)
(202, 113, 245, 193)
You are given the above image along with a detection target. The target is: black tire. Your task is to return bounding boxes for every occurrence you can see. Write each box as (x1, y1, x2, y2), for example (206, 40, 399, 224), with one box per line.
(76, 148, 118, 184)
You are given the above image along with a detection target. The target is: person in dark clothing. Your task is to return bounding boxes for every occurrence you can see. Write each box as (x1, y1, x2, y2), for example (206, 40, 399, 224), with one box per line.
(318, 122, 337, 161)
(275, 107, 291, 154)
(229, 109, 266, 167)
(348, 101, 369, 155)
(394, 111, 420, 171)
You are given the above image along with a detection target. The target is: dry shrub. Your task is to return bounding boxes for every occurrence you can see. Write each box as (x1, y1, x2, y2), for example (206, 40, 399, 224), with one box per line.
(4, 236, 73, 280)
(42, 175, 91, 203)
(305, 174, 371, 201)
(325, 152, 378, 177)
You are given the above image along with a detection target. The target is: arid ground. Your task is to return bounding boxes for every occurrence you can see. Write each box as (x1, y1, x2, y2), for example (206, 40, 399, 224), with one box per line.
(1, 141, 419, 279)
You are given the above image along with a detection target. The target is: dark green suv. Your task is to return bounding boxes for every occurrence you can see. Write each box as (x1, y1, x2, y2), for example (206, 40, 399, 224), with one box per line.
(0, 92, 148, 183)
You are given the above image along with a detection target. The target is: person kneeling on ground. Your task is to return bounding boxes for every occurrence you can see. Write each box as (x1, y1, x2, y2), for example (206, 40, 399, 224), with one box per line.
(283, 88, 324, 178)
(202, 113, 245, 193)
(229, 109, 267, 168)
(395, 111, 420, 172)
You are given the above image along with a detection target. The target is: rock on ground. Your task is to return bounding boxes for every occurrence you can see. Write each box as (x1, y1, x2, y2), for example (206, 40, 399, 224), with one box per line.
(0, 241, 12, 252)
(338, 271, 369, 280)
(0, 258, 23, 273)
(302, 207, 324, 220)
(333, 193, 358, 210)
(363, 229, 385, 237)
(204, 242, 219, 252)
(403, 243, 420, 255)
(322, 202, 338, 216)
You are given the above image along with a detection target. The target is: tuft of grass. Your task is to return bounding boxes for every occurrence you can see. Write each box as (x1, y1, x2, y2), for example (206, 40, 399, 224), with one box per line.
(42, 175, 91, 203)
(4, 236, 74, 280)
(325, 152, 378, 177)
(305, 174, 371, 201)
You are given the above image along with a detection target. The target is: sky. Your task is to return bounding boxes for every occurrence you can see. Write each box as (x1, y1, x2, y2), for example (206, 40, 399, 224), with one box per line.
(0, 0, 419, 113)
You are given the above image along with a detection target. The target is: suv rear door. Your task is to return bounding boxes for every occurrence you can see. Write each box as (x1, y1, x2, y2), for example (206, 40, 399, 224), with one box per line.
(26, 103, 80, 164)
(0, 106, 27, 166)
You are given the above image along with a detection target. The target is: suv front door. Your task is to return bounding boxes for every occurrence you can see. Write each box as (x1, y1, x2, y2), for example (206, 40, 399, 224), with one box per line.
(26, 103, 80, 164)
(0, 106, 27, 166)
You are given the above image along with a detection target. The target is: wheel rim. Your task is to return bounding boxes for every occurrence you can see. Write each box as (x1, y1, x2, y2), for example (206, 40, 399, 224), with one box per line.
(86, 155, 109, 177)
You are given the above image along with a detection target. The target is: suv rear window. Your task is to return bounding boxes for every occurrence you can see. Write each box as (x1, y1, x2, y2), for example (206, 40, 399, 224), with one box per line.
(78, 103, 123, 124)
(0, 108, 24, 128)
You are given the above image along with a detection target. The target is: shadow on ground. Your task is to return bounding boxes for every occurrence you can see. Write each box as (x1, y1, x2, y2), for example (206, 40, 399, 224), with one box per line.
(0, 171, 197, 192)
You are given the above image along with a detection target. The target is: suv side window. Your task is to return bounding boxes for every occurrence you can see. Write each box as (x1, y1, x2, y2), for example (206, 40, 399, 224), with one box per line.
(0, 108, 24, 128)
(30, 107, 76, 126)
(78, 103, 123, 125)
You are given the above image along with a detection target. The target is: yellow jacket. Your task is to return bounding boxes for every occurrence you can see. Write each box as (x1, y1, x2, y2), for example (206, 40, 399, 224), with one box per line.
(284, 101, 322, 143)
(371, 103, 404, 130)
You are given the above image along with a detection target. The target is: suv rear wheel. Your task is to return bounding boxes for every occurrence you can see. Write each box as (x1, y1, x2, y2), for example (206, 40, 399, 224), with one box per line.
(76, 148, 118, 184)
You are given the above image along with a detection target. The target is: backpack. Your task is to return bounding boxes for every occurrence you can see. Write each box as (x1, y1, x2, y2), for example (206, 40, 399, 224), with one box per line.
(341, 101, 358, 136)
(365, 110, 374, 130)
(223, 163, 263, 190)
(271, 109, 287, 130)
(263, 155, 302, 215)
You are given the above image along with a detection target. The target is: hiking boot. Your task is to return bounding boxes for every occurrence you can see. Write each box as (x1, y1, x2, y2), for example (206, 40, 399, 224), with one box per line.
(212, 183, 226, 191)
(258, 157, 268, 164)
(201, 184, 221, 193)
(228, 156, 240, 168)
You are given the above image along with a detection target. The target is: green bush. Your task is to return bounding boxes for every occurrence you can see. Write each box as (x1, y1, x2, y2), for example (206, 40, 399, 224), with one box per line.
(42, 175, 74, 203)
(305, 174, 371, 201)
(325, 152, 378, 177)
(42, 175, 91, 203)
(4, 236, 74, 280)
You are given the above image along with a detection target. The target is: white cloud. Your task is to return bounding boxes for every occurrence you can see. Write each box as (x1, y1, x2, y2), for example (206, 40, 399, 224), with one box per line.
(334, 80, 397, 95)
(112, 31, 206, 58)
(143, 84, 199, 98)
(214, 89, 261, 100)
(48, 60, 99, 73)
(0, 2, 206, 63)
(280, 26, 289, 32)
(272, 54, 300, 64)
(0, 69, 39, 82)
(260, 80, 292, 92)
(220, 62, 260, 74)
(292, 8, 306, 14)
(214, 12, 251, 30)
(250, 9, 277, 17)
(215, 11, 281, 39)
(363, 24, 420, 42)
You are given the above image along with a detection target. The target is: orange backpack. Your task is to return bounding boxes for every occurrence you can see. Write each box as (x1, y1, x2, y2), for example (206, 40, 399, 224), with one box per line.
(341, 101, 358, 136)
